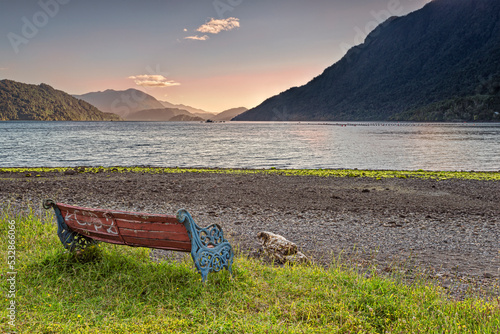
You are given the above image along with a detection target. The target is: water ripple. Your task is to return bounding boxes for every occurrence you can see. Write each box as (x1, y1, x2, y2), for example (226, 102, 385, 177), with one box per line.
(0, 121, 499, 171)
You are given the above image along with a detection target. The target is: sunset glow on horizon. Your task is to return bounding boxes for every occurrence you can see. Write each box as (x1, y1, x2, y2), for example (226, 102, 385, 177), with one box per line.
(0, 0, 429, 112)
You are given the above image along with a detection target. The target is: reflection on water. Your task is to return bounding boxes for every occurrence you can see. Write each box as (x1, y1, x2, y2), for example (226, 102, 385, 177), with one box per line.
(0, 121, 499, 171)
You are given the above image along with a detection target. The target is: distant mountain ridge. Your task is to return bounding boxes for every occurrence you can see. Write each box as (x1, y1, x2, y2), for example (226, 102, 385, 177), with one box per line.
(0, 80, 121, 121)
(212, 107, 248, 121)
(159, 100, 215, 119)
(75, 88, 247, 121)
(125, 108, 204, 121)
(234, 0, 500, 122)
(74, 89, 165, 118)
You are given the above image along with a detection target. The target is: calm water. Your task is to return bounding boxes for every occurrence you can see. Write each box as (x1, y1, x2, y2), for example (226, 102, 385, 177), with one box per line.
(0, 121, 499, 171)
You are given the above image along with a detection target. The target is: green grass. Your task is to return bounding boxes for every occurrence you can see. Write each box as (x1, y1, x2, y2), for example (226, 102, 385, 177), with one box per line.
(1, 166, 500, 181)
(1, 208, 499, 333)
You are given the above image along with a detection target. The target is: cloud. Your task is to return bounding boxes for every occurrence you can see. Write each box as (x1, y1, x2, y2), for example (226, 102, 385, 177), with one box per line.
(184, 35, 210, 41)
(128, 74, 180, 87)
(196, 17, 239, 34)
(183, 17, 239, 42)
(0, 67, 7, 71)
(183, 28, 188, 32)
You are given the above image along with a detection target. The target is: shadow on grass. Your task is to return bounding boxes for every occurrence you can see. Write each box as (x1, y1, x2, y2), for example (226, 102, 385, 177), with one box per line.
(24, 243, 238, 311)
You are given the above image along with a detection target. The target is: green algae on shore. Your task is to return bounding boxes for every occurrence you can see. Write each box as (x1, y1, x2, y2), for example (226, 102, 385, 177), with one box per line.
(1, 166, 499, 181)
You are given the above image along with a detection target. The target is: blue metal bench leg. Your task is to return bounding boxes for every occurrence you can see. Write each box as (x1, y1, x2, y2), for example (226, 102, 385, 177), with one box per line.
(43, 199, 97, 251)
(177, 209, 234, 282)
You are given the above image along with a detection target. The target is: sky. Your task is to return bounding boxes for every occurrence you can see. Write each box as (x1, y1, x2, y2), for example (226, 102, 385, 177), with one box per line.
(0, 0, 430, 113)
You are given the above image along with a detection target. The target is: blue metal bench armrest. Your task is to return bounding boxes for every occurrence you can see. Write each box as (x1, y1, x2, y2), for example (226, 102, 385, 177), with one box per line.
(177, 209, 234, 282)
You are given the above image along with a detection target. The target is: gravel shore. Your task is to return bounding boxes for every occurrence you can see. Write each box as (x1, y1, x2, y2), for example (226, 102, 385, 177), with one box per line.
(1, 169, 499, 299)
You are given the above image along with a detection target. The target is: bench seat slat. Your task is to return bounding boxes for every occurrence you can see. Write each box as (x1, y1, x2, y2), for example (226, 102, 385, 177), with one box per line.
(122, 236, 191, 251)
(109, 211, 177, 224)
(119, 228, 190, 242)
(57, 205, 191, 246)
(69, 227, 125, 244)
(115, 219, 188, 233)
(57, 203, 178, 224)
(64, 217, 118, 235)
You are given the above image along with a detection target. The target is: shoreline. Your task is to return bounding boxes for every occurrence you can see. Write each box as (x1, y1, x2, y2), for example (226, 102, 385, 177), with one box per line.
(1, 168, 499, 299)
(1, 166, 499, 180)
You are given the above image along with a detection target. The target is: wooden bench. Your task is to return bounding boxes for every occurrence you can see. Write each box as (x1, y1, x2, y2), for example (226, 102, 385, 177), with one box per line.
(43, 199, 233, 282)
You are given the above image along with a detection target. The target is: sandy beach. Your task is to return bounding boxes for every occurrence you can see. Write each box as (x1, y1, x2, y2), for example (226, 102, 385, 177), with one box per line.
(1, 169, 499, 299)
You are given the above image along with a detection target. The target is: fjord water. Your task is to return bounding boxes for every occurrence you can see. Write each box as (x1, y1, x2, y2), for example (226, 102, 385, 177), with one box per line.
(1, 121, 499, 171)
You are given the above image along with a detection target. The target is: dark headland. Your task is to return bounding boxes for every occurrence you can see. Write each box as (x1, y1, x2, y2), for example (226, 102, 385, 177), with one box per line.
(234, 0, 500, 122)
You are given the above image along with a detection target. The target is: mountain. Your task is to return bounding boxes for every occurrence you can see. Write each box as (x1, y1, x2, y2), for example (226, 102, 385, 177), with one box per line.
(75, 87, 246, 121)
(125, 108, 180, 121)
(391, 95, 500, 122)
(169, 114, 204, 122)
(74, 89, 165, 118)
(126, 105, 246, 121)
(125, 108, 204, 121)
(234, 0, 500, 122)
(0, 80, 121, 121)
(159, 100, 216, 119)
(74, 88, 218, 120)
(212, 107, 248, 121)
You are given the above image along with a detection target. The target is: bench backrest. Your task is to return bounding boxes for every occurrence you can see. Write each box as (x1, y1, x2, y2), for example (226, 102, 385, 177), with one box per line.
(55, 203, 192, 252)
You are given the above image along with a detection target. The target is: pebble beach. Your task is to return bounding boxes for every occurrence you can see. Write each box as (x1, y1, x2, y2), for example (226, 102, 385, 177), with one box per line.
(1, 168, 499, 300)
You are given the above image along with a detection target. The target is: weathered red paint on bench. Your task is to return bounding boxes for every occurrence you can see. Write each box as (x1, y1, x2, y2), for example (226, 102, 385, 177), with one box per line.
(56, 203, 192, 252)
(44, 199, 234, 282)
